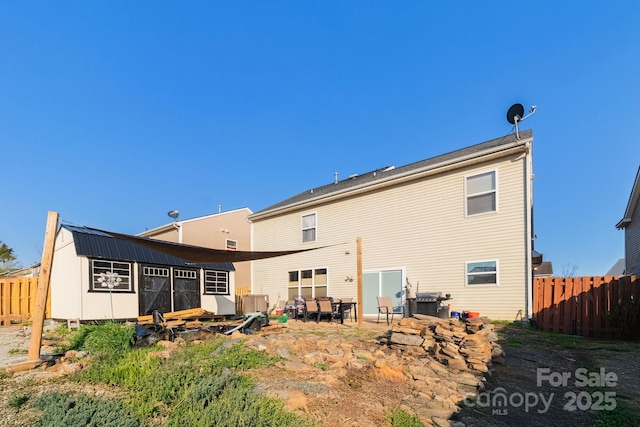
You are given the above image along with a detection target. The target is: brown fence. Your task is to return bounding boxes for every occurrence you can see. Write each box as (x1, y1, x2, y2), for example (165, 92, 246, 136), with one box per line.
(0, 277, 51, 327)
(533, 275, 639, 339)
(235, 286, 251, 315)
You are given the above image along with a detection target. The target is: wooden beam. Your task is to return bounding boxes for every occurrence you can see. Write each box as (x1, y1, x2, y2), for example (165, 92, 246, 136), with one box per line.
(28, 211, 58, 361)
(356, 237, 363, 329)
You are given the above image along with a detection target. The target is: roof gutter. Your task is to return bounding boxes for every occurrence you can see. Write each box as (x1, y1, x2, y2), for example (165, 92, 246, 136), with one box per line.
(250, 137, 531, 221)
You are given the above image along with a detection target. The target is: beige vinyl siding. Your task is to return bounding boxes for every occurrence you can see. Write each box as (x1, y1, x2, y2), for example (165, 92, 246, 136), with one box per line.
(625, 198, 640, 275)
(252, 152, 529, 319)
(150, 229, 179, 243)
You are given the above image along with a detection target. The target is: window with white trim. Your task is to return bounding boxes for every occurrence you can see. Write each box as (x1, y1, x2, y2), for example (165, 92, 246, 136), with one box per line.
(466, 261, 498, 285)
(90, 259, 133, 292)
(175, 269, 197, 279)
(226, 239, 237, 251)
(302, 213, 316, 243)
(204, 270, 229, 294)
(466, 171, 496, 215)
(288, 268, 327, 298)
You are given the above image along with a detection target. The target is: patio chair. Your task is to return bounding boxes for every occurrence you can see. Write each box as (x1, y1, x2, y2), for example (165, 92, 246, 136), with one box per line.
(304, 299, 320, 322)
(285, 295, 306, 321)
(376, 296, 404, 325)
(317, 297, 336, 323)
(340, 298, 354, 322)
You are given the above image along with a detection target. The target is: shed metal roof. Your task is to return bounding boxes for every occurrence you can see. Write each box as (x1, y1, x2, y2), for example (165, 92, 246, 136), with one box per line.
(62, 225, 235, 271)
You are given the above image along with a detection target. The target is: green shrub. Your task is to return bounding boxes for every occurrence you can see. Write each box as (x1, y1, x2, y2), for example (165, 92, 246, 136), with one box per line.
(33, 392, 140, 427)
(387, 408, 423, 426)
(82, 322, 134, 355)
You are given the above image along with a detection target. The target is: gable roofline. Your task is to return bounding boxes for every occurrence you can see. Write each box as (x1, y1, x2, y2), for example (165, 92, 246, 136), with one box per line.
(249, 130, 532, 221)
(139, 207, 253, 236)
(616, 166, 640, 229)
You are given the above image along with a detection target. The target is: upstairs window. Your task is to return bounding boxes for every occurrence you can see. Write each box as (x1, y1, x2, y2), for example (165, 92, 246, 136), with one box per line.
(226, 239, 237, 251)
(302, 213, 317, 243)
(466, 171, 496, 216)
(466, 260, 498, 285)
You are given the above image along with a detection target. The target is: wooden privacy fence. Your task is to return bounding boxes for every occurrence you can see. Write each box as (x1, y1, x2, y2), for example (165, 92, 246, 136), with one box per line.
(235, 285, 251, 315)
(533, 275, 639, 339)
(0, 277, 51, 327)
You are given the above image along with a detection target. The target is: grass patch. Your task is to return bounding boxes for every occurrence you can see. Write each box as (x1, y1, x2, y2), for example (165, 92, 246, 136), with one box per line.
(506, 338, 523, 347)
(386, 408, 423, 426)
(8, 393, 30, 409)
(7, 348, 28, 355)
(69, 333, 313, 425)
(595, 400, 640, 426)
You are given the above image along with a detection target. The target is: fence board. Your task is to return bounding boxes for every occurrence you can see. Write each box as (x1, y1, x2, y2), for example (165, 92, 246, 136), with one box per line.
(561, 278, 573, 335)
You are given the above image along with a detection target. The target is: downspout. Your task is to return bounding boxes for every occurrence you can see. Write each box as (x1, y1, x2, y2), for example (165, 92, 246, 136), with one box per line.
(525, 138, 534, 319)
(173, 222, 182, 244)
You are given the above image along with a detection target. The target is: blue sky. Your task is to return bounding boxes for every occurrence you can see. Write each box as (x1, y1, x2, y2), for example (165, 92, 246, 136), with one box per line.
(1, 2, 639, 276)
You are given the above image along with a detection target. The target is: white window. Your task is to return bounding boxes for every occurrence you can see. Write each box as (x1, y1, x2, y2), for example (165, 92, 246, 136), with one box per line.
(302, 213, 317, 243)
(226, 239, 237, 251)
(90, 259, 133, 292)
(143, 266, 169, 277)
(466, 260, 498, 286)
(288, 268, 327, 299)
(466, 171, 496, 216)
(175, 269, 197, 279)
(204, 270, 229, 294)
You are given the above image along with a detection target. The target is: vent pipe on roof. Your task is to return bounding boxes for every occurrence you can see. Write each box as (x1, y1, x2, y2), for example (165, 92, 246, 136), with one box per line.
(334, 172, 338, 184)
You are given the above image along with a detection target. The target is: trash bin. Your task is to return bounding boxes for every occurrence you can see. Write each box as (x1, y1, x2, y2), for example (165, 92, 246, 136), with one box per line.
(438, 305, 450, 319)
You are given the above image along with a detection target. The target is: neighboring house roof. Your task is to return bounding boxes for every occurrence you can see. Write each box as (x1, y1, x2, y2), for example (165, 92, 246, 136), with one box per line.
(62, 225, 235, 271)
(533, 261, 553, 277)
(606, 258, 625, 276)
(250, 129, 532, 219)
(616, 165, 640, 229)
(0, 263, 41, 278)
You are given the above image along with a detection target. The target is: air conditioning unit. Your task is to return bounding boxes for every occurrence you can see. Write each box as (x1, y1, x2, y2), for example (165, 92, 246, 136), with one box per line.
(243, 294, 269, 314)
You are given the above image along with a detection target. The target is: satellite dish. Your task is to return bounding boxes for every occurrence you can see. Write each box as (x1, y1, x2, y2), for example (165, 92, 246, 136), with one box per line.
(167, 210, 179, 220)
(506, 103, 525, 125)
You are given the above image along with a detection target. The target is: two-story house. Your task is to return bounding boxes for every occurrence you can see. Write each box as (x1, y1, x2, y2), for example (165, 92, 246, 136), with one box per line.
(249, 130, 535, 320)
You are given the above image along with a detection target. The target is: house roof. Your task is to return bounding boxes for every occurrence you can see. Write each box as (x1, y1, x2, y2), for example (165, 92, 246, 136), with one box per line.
(533, 261, 553, 277)
(616, 165, 640, 229)
(606, 258, 625, 276)
(249, 129, 532, 220)
(62, 225, 235, 270)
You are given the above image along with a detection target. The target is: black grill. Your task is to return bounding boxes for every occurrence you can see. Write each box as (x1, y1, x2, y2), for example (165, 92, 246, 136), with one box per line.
(414, 292, 449, 317)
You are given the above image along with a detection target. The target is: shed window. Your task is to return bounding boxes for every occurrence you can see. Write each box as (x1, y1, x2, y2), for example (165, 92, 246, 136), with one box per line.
(204, 270, 229, 295)
(466, 261, 498, 286)
(466, 171, 496, 215)
(90, 259, 133, 292)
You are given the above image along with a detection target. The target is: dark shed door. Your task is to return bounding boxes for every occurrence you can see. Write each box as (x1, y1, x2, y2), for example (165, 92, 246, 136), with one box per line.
(173, 268, 200, 312)
(139, 265, 172, 316)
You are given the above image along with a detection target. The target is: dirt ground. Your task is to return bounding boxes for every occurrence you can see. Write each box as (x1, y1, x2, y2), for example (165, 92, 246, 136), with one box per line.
(1, 319, 639, 426)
